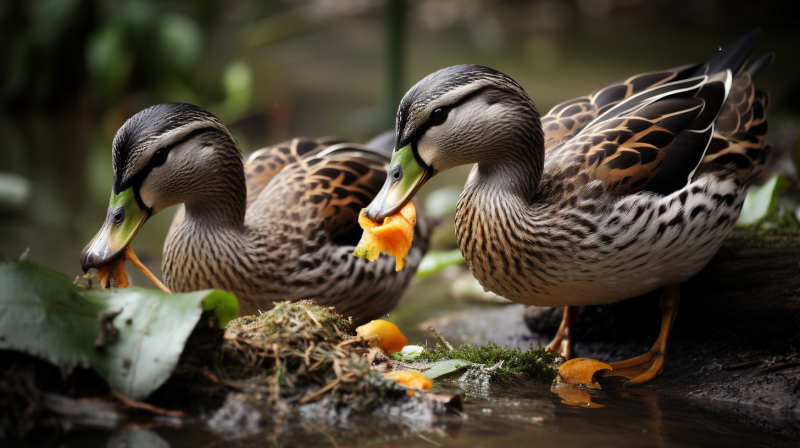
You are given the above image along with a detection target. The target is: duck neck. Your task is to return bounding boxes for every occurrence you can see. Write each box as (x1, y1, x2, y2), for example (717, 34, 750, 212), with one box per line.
(182, 145, 247, 233)
(468, 91, 545, 203)
(472, 154, 542, 204)
(468, 125, 545, 205)
(163, 144, 256, 292)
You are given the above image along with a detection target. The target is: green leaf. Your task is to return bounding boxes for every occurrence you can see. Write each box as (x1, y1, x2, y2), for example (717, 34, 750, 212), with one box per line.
(0, 261, 238, 401)
(419, 359, 473, 379)
(737, 175, 789, 225)
(415, 249, 465, 279)
(390, 345, 424, 361)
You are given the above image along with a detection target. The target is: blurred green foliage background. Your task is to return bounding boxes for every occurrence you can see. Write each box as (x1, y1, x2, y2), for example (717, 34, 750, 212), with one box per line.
(1, 0, 798, 285)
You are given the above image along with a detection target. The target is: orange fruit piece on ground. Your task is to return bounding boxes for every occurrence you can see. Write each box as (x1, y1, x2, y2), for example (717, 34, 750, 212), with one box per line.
(355, 319, 408, 354)
(384, 370, 432, 391)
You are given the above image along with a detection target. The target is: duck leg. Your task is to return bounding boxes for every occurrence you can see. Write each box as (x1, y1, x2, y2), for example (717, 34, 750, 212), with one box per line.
(545, 306, 577, 359)
(600, 285, 680, 385)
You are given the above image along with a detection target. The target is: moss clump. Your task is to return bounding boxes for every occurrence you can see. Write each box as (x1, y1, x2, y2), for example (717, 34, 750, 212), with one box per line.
(420, 342, 562, 381)
(726, 227, 800, 250)
(732, 200, 800, 250)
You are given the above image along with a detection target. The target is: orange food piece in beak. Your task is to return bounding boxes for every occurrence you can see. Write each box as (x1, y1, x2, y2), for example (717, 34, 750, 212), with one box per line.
(353, 202, 416, 271)
(94, 246, 171, 293)
(355, 319, 408, 353)
(96, 255, 129, 288)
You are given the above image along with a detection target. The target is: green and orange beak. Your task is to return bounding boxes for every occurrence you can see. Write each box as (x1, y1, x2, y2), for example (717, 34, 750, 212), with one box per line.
(80, 188, 149, 272)
(364, 145, 433, 222)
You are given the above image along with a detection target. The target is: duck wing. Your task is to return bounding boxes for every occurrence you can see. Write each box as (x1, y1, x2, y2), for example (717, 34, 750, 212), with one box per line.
(244, 137, 355, 207)
(543, 29, 770, 196)
(245, 140, 390, 246)
(696, 56, 771, 183)
(542, 67, 697, 151)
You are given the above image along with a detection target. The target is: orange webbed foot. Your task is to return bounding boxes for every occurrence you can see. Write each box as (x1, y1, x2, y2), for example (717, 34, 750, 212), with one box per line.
(599, 285, 680, 385)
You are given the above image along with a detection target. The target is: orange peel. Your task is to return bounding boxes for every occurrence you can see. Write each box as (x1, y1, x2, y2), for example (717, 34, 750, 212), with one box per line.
(353, 202, 416, 271)
(96, 255, 129, 288)
(556, 358, 612, 389)
(94, 246, 171, 293)
(355, 319, 408, 354)
(383, 370, 432, 392)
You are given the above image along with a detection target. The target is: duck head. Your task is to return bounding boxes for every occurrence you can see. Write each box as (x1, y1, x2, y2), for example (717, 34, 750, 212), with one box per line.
(80, 103, 239, 272)
(364, 64, 541, 222)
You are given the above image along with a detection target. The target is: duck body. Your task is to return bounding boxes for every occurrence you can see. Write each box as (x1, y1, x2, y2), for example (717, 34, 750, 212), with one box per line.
(456, 170, 743, 308)
(163, 135, 429, 319)
(364, 29, 771, 382)
(81, 105, 430, 322)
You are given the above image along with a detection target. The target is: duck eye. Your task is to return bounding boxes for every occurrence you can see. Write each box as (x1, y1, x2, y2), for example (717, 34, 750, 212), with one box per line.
(431, 108, 447, 125)
(390, 164, 403, 182)
(151, 148, 168, 166)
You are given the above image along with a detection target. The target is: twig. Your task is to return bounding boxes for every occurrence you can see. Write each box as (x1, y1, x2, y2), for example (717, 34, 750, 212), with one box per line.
(305, 341, 315, 366)
(367, 347, 380, 365)
(484, 360, 504, 372)
(305, 309, 322, 327)
(298, 377, 341, 404)
(112, 391, 184, 417)
(333, 357, 343, 379)
(429, 327, 453, 351)
(336, 335, 376, 349)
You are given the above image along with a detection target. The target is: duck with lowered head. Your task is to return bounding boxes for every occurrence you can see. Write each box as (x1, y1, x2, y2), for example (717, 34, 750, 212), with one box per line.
(81, 104, 431, 322)
(364, 30, 772, 384)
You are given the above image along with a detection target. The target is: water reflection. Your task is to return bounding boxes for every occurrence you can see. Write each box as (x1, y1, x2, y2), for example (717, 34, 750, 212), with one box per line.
(46, 377, 798, 447)
(551, 382, 605, 408)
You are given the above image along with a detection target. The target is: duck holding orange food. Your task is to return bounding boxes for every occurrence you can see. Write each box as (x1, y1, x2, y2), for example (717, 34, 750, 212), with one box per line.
(361, 30, 772, 384)
(80, 103, 431, 321)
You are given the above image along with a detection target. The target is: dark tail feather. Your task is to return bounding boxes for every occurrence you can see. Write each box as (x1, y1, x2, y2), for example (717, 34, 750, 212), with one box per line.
(689, 28, 761, 78)
(746, 52, 775, 79)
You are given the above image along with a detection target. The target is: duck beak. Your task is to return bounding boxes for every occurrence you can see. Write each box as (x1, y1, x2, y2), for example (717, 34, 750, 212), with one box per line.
(80, 188, 149, 272)
(364, 145, 432, 222)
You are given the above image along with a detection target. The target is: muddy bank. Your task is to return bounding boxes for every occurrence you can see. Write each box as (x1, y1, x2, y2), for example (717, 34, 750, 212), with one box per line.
(425, 230, 800, 437)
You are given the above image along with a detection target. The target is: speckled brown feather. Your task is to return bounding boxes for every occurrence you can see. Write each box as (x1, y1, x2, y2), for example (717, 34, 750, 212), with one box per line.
(542, 67, 691, 150)
(164, 133, 431, 322)
(698, 72, 770, 181)
(245, 140, 387, 243)
(541, 64, 768, 196)
(244, 137, 350, 207)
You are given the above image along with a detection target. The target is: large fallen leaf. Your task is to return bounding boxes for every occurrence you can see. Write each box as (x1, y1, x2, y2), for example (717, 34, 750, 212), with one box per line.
(420, 359, 473, 379)
(0, 261, 238, 401)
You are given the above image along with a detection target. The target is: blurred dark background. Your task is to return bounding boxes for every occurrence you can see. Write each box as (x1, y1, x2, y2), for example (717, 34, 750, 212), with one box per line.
(1, 0, 798, 285)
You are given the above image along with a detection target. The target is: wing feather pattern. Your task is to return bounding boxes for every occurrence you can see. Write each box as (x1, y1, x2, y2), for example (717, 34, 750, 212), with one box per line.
(543, 29, 771, 196)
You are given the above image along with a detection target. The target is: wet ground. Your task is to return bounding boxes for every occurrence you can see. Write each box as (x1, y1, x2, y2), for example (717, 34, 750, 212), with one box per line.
(20, 352, 800, 447)
(11, 231, 800, 447)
